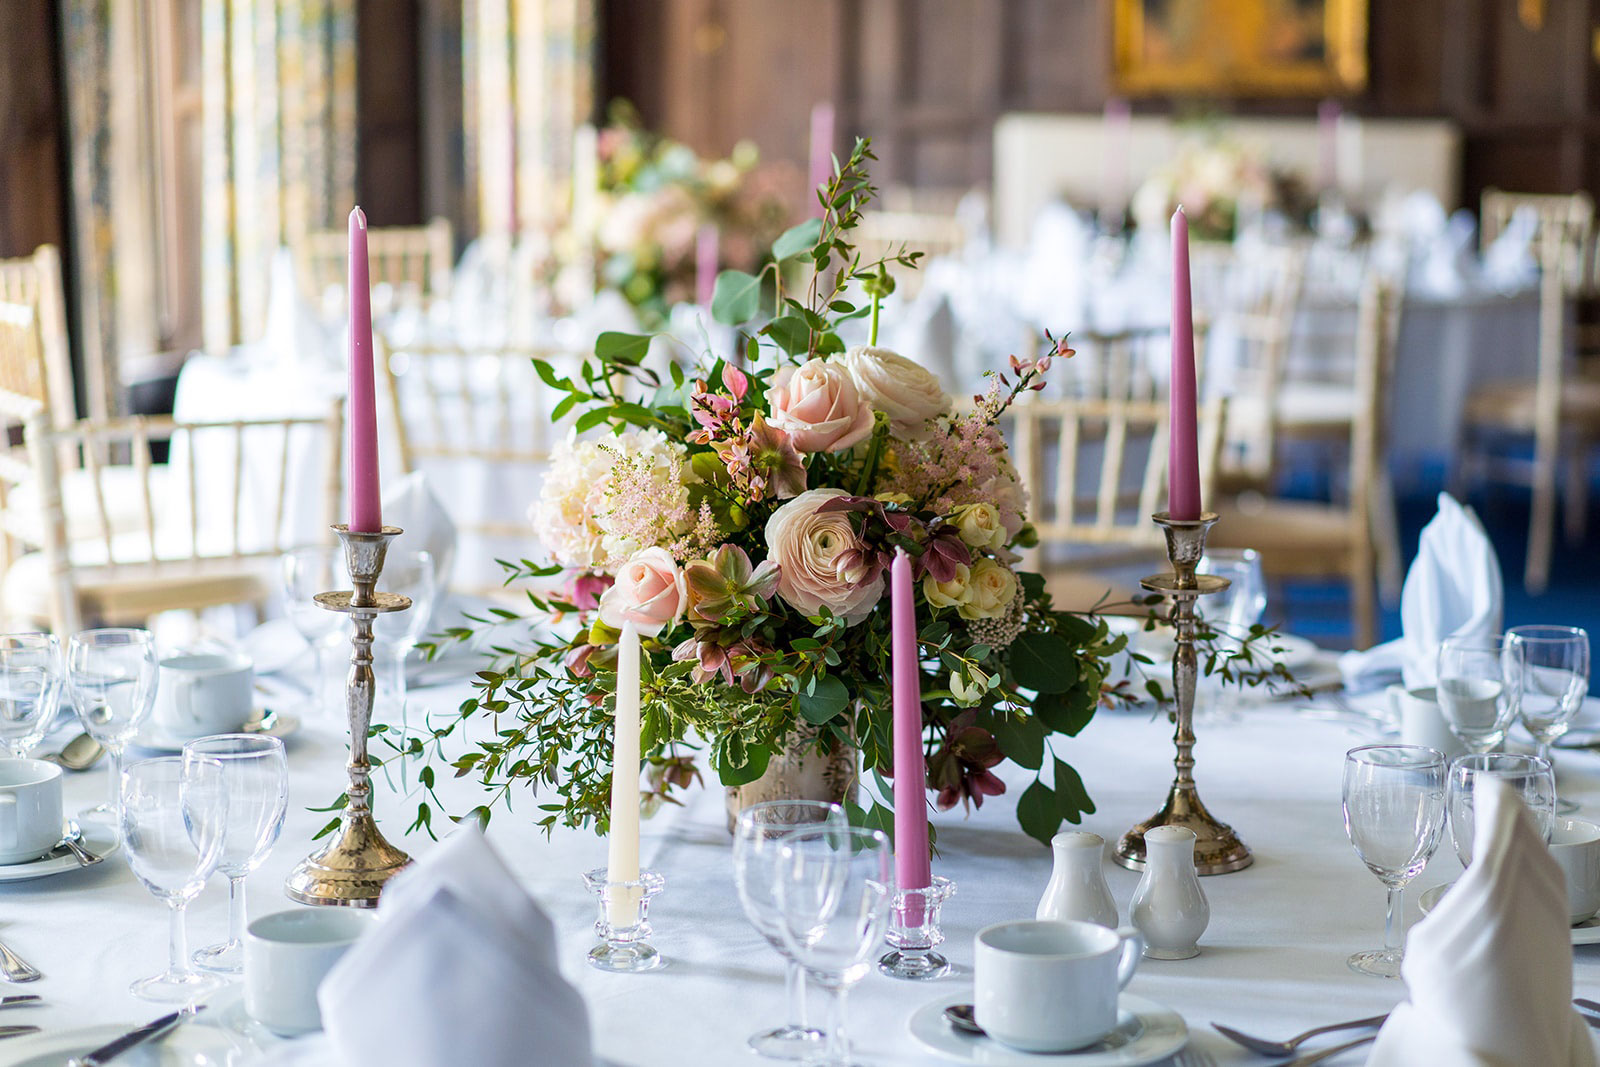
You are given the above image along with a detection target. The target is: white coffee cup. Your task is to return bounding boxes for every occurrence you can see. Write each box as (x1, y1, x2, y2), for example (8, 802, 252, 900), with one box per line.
(0, 759, 62, 865)
(1551, 817, 1600, 924)
(245, 909, 373, 1035)
(975, 919, 1144, 1052)
(1387, 684, 1466, 760)
(151, 653, 254, 741)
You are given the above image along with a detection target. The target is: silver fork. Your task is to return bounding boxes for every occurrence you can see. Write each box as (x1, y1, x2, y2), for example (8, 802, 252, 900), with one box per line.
(1172, 1050, 1217, 1067)
(1212, 1012, 1389, 1056)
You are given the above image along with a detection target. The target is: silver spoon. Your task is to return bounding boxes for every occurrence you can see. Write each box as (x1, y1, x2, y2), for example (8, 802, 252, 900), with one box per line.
(1213, 1013, 1389, 1056)
(40, 733, 105, 773)
(0, 938, 41, 982)
(52, 821, 100, 867)
(943, 1004, 984, 1036)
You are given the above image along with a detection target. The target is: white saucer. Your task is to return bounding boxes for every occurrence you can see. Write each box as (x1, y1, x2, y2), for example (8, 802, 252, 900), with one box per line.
(1420, 882, 1600, 945)
(0, 1018, 253, 1066)
(132, 709, 302, 753)
(907, 993, 1188, 1066)
(0, 824, 118, 883)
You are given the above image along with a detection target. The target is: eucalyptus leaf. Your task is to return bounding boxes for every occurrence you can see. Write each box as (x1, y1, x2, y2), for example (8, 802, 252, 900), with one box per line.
(762, 314, 813, 355)
(712, 270, 762, 324)
(772, 218, 823, 262)
(797, 675, 850, 725)
(595, 331, 651, 366)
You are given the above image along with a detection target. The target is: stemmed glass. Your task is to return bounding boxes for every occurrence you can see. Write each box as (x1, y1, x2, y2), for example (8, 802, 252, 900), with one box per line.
(1446, 752, 1556, 868)
(1198, 548, 1268, 640)
(280, 546, 345, 716)
(1436, 635, 1516, 754)
(373, 548, 436, 718)
(733, 801, 848, 1060)
(181, 735, 289, 974)
(1504, 625, 1589, 814)
(121, 756, 229, 1001)
(67, 629, 158, 832)
(773, 826, 894, 1067)
(1342, 744, 1448, 978)
(0, 633, 62, 758)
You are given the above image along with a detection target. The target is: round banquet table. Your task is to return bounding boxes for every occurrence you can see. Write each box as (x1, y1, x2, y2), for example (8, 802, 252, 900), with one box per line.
(9, 662, 1600, 1066)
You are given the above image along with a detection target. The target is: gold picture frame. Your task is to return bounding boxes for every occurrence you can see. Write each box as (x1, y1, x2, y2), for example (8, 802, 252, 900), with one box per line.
(1113, 0, 1368, 97)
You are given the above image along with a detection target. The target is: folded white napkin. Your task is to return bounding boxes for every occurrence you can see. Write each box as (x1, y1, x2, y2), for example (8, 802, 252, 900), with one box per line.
(1368, 778, 1598, 1067)
(1412, 211, 1480, 298)
(1482, 205, 1541, 291)
(382, 471, 458, 603)
(320, 826, 595, 1067)
(261, 247, 338, 369)
(1339, 493, 1502, 691)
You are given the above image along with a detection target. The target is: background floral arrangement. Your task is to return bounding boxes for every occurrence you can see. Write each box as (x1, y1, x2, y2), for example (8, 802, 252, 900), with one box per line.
(1131, 131, 1314, 241)
(590, 102, 801, 327)
(380, 139, 1287, 851)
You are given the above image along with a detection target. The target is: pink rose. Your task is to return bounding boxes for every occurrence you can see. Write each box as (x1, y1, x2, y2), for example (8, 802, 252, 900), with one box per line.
(764, 488, 885, 625)
(598, 548, 686, 636)
(766, 358, 875, 453)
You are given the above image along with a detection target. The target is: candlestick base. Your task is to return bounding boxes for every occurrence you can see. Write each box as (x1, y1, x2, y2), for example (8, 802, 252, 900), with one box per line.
(1113, 512, 1253, 877)
(878, 876, 955, 980)
(583, 867, 665, 973)
(284, 813, 414, 907)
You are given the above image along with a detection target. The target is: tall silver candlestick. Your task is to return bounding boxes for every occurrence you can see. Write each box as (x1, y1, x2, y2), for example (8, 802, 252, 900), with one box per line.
(1113, 512, 1252, 876)
(285, 524, 414, 906)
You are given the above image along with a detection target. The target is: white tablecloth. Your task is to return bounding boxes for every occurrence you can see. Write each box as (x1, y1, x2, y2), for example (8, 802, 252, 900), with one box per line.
(13, 662, 1600, 1065)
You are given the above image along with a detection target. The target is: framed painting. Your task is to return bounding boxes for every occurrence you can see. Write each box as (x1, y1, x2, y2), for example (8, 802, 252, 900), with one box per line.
(1112, 0, 1368, 97)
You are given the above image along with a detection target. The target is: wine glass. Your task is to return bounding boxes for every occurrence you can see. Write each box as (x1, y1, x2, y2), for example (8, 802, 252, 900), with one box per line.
(1342, 744, 1448, 978)
(1436, 635, 1516, 754)
(67, 628, 158, 832)
(733, 800, 849, 1060)
(0, 633, 62, 758)
(773, 826, 894, 1066)
(181, 734, 289, 974)
(280, 546, 345, 715)
(1504, 625, 1589, 814)
(1197, 548, 1268, 640)
(373, 548, 436, 718)
(121, 756, 229, 1001)
(1446, 752, 1556, 868)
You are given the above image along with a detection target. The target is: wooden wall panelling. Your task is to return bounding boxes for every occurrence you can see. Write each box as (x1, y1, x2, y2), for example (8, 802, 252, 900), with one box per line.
(358, 0, 425, 225)
(0, 0, 68, 261)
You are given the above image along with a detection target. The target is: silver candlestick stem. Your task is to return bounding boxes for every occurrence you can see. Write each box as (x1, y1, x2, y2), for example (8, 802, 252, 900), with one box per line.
(285, 524, 414, 907)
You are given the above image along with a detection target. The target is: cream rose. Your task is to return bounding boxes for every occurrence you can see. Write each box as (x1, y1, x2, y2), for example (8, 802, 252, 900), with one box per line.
(598, 547, 687, 636)
(922, 564, 972, 611)
(953, 503, 1008, 551)
(959, 559, 1018, 620)
(842, 345, 951, 439)
(767, 358, 875, 453)
(764, 488, 884, 623)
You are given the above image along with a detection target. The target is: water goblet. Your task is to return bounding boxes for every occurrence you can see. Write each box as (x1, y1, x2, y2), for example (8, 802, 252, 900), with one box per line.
(1342, 744, 1448, 978)
(1437, 636, 1515, 754)
(0, 633, 62, 758)
(67, 628, 158, 832)
(1446, 752, 1556, 868)
(733, 800, 849, 1060)
(1198, 548, 1268, 640)
(280, 546, 345, 715)
(121, 756, 229, 1001)
(1504, 625, 1589, 814)
(773, 826, 894, 1067)
(372, 549, 436, 719)
(182, 734, 289, 974)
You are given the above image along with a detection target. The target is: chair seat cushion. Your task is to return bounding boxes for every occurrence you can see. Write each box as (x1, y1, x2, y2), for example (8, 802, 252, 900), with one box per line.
(1211, 496, 1360, 576)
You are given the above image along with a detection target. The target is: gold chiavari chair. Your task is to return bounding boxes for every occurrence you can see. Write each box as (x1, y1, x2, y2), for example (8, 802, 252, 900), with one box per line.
(1212, 273, 1402, 649)
(1, 402, 345, 635)
(298, 217, 454, 317)
(0, 247, 73, 430)
(1459, 190, 1598, 592)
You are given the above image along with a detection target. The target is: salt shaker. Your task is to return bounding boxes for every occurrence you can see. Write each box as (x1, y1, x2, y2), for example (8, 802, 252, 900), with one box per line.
(1129, 825, 1208, 959)
(1036, 831, 1118, 928)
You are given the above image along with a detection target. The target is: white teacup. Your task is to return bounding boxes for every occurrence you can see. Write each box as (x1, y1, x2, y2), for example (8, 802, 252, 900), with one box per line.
(975, 919, 1144, 1052)
(245, 909, 373, 1035)
(0, 759, 61, 865)
(1387, 684, 1466, 760)
(1551, 817, 1600, 924)
(151, 653, 254, 741)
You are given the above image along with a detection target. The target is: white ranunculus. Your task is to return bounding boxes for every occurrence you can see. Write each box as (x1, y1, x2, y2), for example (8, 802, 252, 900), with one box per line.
(764, 488, 884, 624)
(840, 345, 951, 440)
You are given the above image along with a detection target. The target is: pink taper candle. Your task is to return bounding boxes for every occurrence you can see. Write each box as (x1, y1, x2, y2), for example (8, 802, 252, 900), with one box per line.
(1168, 207, 1201, 521)
(1317, 99, 1340, 193)
(891, 549, 932, 891)
(695, 224, 719, 307)
(347, 207, 382, 532)
(808, 102, 835, 216)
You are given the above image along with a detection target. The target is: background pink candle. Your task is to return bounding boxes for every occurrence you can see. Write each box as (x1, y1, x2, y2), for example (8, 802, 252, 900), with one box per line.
(1317, 99, 1341, 193)
(891, 549, 932, 891)
(808, 102, 835, 215)
(695, 224, 719, 307)
(347, 206, 382, 532)
(1168, 207, 1201, 521)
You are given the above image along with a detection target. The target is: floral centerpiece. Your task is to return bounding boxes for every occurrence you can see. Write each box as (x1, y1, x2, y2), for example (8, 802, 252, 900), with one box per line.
(380, 139, 1284, 851)
(1131, 131, 1314, 241)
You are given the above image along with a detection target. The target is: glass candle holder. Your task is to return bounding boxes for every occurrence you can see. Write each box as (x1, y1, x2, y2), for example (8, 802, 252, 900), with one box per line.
(582, 867, 665, 973)
(878, 875, 955, 980)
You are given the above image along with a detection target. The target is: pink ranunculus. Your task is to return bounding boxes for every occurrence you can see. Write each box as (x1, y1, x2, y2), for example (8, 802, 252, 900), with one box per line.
(766, 358, 876, 454)
(764, 488, 885, 625)
(598, 547, 687, 636)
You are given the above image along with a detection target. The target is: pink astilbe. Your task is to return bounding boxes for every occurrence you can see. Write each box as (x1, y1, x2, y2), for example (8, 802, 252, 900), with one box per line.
(880, 395, 1027, 535)
(601, 446, 722, 565)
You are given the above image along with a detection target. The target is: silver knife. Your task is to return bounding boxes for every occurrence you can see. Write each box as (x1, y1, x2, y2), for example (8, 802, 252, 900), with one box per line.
(68, 1004, 205, 1066)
